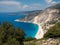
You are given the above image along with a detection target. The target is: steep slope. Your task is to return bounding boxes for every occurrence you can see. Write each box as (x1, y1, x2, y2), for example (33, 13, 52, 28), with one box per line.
(33, 3, 60, 30)
(15, 10, 42, 22)
(33, 3, 60, 39)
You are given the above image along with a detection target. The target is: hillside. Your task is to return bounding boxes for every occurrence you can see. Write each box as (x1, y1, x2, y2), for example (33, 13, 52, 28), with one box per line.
(33, 3, 60, 31)
(17, 10, 42, 22)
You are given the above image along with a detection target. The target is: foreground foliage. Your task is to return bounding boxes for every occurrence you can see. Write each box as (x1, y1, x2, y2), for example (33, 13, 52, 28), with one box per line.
(0, 22, 25, 45)
(24, 37, 36, 41)
(44, 22, 60, 38)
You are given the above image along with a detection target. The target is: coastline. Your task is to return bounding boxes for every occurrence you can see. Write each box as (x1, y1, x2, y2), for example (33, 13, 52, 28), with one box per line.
(35, 24, 44, 39)
(14, 16, 44, 39)
(33, 16, 44, 39)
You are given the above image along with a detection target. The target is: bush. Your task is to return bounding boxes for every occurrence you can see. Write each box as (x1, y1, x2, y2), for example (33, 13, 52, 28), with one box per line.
(44, 22, 60, 38)
(24, 37, 36, 41)
(0, 22, 25, 45)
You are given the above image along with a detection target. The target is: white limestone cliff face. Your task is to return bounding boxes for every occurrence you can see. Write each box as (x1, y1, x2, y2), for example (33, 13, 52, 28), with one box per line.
(31, 9, 60, 39)
(33, 9, 59, 25)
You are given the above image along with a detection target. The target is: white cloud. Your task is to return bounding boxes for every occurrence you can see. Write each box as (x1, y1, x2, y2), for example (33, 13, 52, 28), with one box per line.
(0, 1, 21, 12)
(22, 5, 30, 9)
(32, 3, 41, 6)
(22, 3, 41, 11)
(32, 3, 41, 8)
(0, 1, 41, 12)
(45, 0, 56, 4)
(0, 1, 21, 5)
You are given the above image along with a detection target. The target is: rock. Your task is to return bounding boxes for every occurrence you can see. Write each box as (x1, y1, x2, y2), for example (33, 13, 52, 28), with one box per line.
(24, 38, 60, 45)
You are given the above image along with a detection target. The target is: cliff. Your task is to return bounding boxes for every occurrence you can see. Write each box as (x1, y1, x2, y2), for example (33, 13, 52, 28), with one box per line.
(18, 3, 60, 25)
(33, 3, 60, 31)
(23, 3, 60, 29)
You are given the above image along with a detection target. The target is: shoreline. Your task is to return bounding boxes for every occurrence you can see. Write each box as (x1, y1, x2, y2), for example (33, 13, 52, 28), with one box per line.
(33, 16, 44, 39)
(14, 19, 44, 39)
(35, 24, 44, 39)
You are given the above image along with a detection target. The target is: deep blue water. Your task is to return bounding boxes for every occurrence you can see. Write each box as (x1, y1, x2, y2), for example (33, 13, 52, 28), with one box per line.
(0, 13, 38, 38)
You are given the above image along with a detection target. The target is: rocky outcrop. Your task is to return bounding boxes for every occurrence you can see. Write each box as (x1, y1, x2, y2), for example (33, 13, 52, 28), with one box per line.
(24, 38, 60, 45)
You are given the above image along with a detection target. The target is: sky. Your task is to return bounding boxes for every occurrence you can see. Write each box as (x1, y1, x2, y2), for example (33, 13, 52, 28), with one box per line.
(0, 0, 60, 12)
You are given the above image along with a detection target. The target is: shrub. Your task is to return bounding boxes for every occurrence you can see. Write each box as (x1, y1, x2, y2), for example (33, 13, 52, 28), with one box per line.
(44, 22, 60, 38)
(0, 22, 25, 45)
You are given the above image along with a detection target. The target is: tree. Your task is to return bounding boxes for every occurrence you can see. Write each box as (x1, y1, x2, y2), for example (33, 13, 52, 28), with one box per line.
(0, 22, 25, 45)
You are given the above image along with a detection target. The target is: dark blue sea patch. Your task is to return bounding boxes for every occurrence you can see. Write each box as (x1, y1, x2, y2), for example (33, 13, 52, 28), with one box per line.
(0, 13, 39, 38)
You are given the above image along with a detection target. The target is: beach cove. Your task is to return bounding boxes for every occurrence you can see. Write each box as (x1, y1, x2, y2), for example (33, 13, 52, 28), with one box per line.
(0, 13, 40, 38)
(15, 16, 44, 39)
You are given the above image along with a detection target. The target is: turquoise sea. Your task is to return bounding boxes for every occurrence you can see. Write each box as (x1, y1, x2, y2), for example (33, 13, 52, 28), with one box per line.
(0, 12, 38, 38)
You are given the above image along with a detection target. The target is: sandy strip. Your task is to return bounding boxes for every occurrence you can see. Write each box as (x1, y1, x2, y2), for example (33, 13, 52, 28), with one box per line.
(33, 16, 44, 39)
(35, 24, 44, 39)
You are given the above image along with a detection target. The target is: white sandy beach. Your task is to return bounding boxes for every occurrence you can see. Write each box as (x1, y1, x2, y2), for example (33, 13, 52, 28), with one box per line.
(35, 24, 44, 39)
(33, 16, 44, 39)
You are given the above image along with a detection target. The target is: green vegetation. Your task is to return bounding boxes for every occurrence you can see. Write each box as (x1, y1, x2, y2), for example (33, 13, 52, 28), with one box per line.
(0, 22, 25, 45)
(44, 22, 60, 38)
(24, 37, 36, 41)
